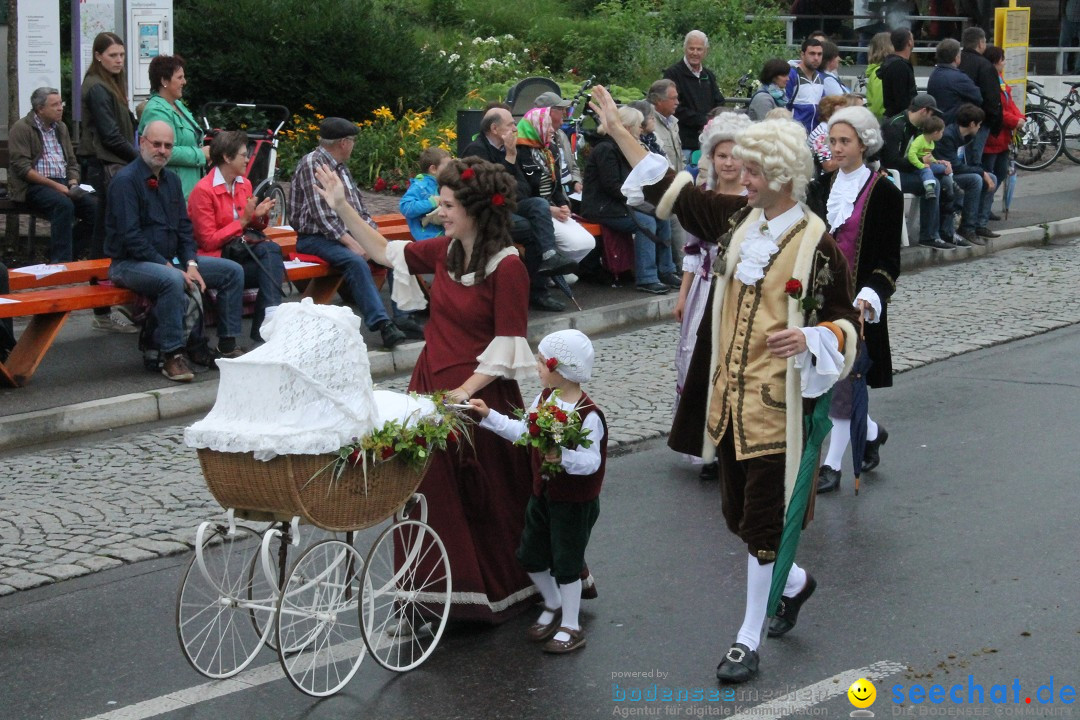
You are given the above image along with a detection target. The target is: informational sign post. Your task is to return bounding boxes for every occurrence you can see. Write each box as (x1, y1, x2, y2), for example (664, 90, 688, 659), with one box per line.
(126, 0, 173, 109)
(994, 1, 1030, 111)
(16, 1, 62, 116)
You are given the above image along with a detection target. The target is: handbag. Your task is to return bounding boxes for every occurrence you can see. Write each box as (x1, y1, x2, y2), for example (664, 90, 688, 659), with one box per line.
(220, 228, 267, 263)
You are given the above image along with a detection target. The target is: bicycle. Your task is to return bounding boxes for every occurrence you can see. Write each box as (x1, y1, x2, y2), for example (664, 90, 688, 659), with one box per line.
(1026, 78, 1080, 165)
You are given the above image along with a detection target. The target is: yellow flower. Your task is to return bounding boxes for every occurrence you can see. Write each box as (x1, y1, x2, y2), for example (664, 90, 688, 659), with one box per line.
(315, 113, 325, 120)
(308, 124, 317, 131)
(373, 106, 394, 122)
(438, 143, 450, 151)
(399, 147, 405, 156)
(421, 138, 431, 149)
(304, 103, 315, 111)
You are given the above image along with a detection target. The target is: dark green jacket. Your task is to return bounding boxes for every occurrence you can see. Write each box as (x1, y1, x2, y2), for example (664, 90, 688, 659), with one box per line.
(7, 110, 80, 202)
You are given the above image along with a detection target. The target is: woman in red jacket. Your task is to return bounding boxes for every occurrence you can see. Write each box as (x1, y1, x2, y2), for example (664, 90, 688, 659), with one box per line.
(188, 130, 284, 341)
(981, 45, 1024, 218)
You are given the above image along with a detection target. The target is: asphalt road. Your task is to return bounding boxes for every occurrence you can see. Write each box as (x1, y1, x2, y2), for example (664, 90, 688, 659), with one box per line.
(2, 325, 1079, 720)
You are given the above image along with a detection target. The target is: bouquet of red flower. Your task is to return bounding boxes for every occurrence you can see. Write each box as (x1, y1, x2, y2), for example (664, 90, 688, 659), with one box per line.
(513, 390, 593, 476)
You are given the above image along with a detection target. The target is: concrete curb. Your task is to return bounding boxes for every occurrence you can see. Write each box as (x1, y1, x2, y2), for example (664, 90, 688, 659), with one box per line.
(0, 221, 1068, 452)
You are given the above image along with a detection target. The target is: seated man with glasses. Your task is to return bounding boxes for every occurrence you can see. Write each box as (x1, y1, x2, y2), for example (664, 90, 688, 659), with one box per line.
(7, 87, 99, 263)
(106, 121, 245, 382)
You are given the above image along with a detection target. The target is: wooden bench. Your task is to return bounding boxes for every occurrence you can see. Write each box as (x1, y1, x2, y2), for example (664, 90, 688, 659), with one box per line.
(0, 239, 344, 388)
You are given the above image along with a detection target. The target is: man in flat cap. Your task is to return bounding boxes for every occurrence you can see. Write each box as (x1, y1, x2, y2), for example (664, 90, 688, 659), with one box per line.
(288, 117, 409, 348)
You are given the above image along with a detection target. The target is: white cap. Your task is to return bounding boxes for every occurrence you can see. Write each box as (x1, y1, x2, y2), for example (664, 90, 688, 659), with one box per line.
(538, 329, 594, 383)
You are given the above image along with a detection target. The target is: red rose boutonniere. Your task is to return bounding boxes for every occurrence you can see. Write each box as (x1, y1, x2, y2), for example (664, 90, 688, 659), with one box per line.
(147, 177, 159, 191)
(786, 277, 823, 313)
(784, 278, 803, 298)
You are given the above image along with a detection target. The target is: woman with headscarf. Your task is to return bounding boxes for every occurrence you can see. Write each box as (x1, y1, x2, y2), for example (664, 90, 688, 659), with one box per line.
(806, 106, 903, 493)
(516, 107, 595, 265)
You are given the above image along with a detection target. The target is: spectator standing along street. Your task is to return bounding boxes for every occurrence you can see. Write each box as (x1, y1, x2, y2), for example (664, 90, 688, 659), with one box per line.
(784, 38, 826, 133)
(663, 30, 725, 164)
(926, 39, 983, 124)
(880, 28, 918, 118)
(957, 27, 1002, 168)
(748, 59, 792, 122)
(1061, 0, 1080, 75)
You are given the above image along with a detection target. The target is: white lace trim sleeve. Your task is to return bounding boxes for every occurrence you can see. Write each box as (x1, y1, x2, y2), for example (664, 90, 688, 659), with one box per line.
(384, 241, 428, 311)
(620, 152, 671, 207)
(475, 335, 535, 381)
(794, 326, 846, 398)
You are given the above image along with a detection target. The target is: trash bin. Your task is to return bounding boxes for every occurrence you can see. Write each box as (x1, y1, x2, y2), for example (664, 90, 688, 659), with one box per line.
(456, 109, 484, 156)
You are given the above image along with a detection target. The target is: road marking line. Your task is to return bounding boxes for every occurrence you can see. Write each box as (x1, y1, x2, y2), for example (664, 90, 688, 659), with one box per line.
(727, 660, 906, 720)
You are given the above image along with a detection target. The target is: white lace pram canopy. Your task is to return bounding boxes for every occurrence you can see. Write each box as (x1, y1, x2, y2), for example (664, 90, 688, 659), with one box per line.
(184, 299, 433, 461)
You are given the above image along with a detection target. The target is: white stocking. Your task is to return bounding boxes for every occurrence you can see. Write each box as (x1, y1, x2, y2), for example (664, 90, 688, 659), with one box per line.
(783, 562, 807, 597)
(551, 580, 582, 643)
(528, 571, 562, 625)
(823, 417, 851, 471)
(866, 413, 879, 442)
(735, 554, 773, 652)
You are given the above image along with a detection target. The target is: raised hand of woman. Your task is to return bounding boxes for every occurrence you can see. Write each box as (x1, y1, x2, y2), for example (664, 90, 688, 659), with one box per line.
(588, 85, 622, 133)
(313, 165, 347, 211)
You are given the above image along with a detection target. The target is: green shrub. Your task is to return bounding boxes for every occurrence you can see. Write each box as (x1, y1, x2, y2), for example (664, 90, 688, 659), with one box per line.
(175, 0, 467, 119)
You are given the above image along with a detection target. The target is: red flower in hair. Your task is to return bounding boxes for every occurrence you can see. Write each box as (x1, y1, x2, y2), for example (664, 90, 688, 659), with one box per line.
(460, 168, 475, 181)
(147, 177, 159, 190)
(545, 357, 558, 371)
(491, 192, 505, 207)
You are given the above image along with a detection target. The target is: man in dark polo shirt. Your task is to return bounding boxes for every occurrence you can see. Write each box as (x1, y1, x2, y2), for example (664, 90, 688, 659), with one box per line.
(663, 30, 725, 165)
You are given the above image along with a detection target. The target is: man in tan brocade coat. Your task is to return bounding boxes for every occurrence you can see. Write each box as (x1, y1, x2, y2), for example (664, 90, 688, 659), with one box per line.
(591, 87, 859, 684)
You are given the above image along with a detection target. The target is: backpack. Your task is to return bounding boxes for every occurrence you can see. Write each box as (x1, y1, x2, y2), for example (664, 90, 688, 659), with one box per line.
(135, 285, 207, 371)
(865, 63, 884, 119)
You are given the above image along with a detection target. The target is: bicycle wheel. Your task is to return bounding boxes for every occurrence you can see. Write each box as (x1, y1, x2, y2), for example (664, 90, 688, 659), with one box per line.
(276, 539, 369, 697)
(1013, 109, 1064, 171)
(176, 524, 269, 679)
(266, 182, 287, 227)
(1061, 112, 1080, 164)
(360, 519, 451, 672)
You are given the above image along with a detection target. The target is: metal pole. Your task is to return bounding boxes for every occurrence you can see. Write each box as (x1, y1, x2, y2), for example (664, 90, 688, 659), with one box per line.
(6, 0, 16, 132)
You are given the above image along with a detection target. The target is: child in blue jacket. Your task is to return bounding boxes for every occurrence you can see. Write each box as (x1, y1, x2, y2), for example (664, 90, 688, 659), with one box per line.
(399, 147, 451, 240)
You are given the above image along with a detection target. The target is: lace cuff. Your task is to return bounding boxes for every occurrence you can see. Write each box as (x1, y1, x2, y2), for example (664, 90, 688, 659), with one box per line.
(682, 252, 703, 274)
(476, 335, 535, 381)
(794, 326, 845, 398)
(385, 241, 428, 311)
(855, 286, 882, 323)
(620, 152, 671, 207)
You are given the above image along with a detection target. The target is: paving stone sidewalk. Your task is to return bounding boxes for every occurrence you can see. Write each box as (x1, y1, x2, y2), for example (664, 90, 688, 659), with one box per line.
(2, 238, 1079, 595)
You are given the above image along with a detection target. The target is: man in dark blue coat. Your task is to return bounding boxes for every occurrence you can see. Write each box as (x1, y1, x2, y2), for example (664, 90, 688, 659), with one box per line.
(106, 121, 243, 382)
(926, 39, 982, 124)
(933, 103, 999, 246)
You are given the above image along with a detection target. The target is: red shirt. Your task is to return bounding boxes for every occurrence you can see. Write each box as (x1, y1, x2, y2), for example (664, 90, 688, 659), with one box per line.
(187, 168, 268, 257)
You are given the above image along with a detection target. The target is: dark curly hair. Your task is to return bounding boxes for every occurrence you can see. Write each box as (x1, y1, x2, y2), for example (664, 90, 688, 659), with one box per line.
(149, 54, 185, 92)
(436, 158, 518, 281)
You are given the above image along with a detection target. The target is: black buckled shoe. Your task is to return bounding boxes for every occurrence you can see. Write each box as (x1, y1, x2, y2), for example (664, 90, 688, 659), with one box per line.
(716, 643, 759, 683)
(538, 251, 578, 276)
(529, 291, 566, 312)
(699, 460, 719, 481)
(767, 574, 817, 638)
(816, 466, 841, 494)
(861, 427, 889, 472)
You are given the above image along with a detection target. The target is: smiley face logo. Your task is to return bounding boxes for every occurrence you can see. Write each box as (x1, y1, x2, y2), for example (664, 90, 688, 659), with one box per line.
(848, 678, 876, 708)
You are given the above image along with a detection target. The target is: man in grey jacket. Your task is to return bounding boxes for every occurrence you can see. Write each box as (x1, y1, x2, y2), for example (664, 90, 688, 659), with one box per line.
(7, 88, 98, 263)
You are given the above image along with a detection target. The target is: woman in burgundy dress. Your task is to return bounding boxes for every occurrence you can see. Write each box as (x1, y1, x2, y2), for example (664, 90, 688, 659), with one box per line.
(314, 160, 539, 623)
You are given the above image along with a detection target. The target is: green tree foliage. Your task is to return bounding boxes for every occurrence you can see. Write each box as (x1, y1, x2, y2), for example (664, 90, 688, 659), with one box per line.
(174, 0, 467, 119)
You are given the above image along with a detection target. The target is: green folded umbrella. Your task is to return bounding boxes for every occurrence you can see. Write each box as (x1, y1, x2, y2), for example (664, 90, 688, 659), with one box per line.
(767, 389, 833, 617)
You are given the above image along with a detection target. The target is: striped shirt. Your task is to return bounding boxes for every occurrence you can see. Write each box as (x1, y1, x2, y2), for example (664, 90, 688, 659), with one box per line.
(288, 146, 376, 239)
(32, 113, 68, 180)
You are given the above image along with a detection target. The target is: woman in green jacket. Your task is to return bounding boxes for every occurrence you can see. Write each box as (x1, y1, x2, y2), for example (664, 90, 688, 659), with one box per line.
(137, 54, 208, 198)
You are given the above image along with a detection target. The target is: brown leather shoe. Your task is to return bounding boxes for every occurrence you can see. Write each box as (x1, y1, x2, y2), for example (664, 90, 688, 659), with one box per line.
(162, 352, 194, 382)
(542, 626, 586, 654)
(526, 606, 562, 642)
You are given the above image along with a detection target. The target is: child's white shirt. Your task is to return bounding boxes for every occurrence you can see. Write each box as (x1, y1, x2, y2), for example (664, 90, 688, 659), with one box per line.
(479, 392, 605, 476)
